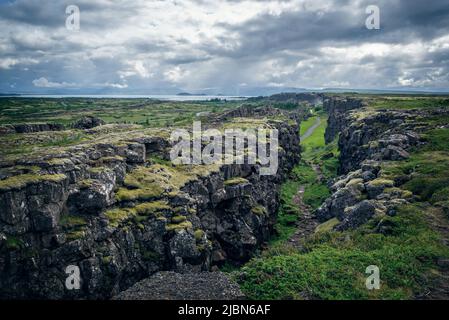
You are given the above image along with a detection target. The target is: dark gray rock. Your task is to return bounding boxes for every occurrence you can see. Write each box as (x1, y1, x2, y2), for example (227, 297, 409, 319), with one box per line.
(382, 145, 410, 161)
(336, 200, 376, 231)
(72, 116, 105, 129)
(0, 123, 65, 135)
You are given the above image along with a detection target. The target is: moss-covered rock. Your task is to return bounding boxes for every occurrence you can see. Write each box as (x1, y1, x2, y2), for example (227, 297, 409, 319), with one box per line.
(194, 229, 205, 241)
(165, 221, 193, 232)
(224, 177, 249, 186)
(105, 208, 136, 227)
(315, 218, 340, 234)
(251, 205, 267, 216)
(60, 214, 87, 228)
(0, 173, 67, 191)
(134, 201, 170, 217)
(171, 215, 187, 223)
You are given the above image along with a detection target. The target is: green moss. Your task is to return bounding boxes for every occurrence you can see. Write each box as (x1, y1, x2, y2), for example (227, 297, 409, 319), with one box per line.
(251, 205, 267, 216)
(194, 229, 205, 241)
(101, 155, 124, 162)
(134, 201, 170, 216)
(369, 179, 394, 187)
(116, 187, 164, 202)
(347, 178, 364, 187)
(66, 230, 86, 241)
(165, 221, 193, 232)
(102, 256, 113, 265)
(224, 177, 249, 186)
(78, 179, 94, 189)
(116, 163, 220, 202)
(88, 166, 108, 174)
(46, 158, 72, 166)
(148, 155, 172, 166)
(5, 236, 24, 250)
(352, 109, 378, 121)
(0, 173, 66, 191)
(384, 187, 414, 199)
(171, 215, 187, 223)
(105, 208, 136, 227)
(60, 214, 87, 228)
(315, 218, 340, 234)
(133, 215, 147, 223)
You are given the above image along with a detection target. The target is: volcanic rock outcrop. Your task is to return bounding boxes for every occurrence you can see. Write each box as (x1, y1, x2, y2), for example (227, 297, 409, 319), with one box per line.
(0, 123, 65, 135)
(317, 96, 449, 231)
(0, 107, 300, 299)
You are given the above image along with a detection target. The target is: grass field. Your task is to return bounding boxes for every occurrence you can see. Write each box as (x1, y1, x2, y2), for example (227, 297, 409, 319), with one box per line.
(0, 98, 240, 127)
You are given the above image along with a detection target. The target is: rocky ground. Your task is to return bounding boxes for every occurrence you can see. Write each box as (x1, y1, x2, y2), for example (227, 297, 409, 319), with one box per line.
(113, 271, 244, 300)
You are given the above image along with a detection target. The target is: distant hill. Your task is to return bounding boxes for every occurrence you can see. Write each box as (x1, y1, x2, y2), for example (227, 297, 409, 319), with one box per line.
(176, 92, 207, 96)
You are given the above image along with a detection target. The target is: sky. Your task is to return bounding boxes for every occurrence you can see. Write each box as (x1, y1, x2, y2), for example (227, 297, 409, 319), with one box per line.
(0, 0, 448, 95)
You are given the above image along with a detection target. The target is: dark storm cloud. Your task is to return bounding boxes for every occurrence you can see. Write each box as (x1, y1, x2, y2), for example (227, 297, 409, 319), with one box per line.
(207, 0, 449, 59)
(0, 0, 142, 30)
(0, 0, 448, 93)
(0, 0, 66, 27)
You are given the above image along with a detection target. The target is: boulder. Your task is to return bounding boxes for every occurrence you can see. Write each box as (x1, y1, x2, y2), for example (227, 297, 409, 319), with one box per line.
(366, 179, 394, 199)
(382, 145, 410, 161)
(336, 200, 376, 231)
(72, 116, 105, 129)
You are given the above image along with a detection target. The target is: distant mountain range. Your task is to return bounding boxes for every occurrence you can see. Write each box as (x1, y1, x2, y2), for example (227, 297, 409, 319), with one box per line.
(2, 86, 449, 97)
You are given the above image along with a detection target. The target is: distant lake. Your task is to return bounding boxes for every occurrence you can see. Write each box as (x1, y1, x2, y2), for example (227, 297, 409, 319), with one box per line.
(3, 94, 249, 101)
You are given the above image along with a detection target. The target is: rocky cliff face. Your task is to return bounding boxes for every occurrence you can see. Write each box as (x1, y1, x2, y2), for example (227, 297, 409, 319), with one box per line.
(0, 123, 65, 135)
(316, 96, 449, 231)
(0, 107, 300, 299)
(324, 97, 366, 144)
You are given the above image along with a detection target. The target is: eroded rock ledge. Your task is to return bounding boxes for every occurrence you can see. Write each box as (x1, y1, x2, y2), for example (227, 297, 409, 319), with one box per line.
(0, 106, 300, 299)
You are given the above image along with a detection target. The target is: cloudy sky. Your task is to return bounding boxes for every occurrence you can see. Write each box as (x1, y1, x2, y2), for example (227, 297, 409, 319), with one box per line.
(0, 0, 448, 95)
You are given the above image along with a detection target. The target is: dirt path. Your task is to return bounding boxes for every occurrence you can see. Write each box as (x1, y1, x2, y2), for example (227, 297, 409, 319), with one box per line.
(301, 117, 321, 140)
(287, 118, 324, 249)
(288, 163, 321, 249)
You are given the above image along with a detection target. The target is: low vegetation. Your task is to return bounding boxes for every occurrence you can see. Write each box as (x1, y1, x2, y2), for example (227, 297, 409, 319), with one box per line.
(238, 203, 449, 299)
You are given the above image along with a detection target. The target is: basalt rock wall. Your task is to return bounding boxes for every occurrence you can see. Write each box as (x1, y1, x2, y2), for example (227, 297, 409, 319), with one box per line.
(317, 96, 449, 232)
